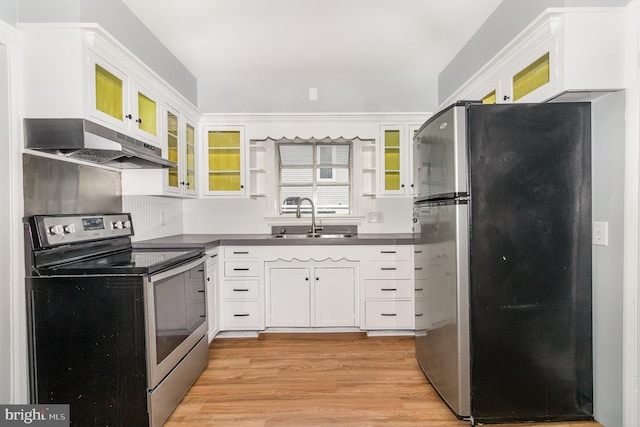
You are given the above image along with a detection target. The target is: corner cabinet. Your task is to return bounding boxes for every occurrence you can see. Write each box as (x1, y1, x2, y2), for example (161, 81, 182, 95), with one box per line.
(448, 10, 625, 106)
(164, 107, 198, 196)
(203, 126, 247, 197)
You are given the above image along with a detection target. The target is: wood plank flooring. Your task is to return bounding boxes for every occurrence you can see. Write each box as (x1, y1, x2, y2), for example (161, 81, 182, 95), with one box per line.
(165, 333, 602, 427)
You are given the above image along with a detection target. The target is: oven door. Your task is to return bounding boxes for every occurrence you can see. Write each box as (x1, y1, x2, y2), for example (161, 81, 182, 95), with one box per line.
(145, 256, 207, 389)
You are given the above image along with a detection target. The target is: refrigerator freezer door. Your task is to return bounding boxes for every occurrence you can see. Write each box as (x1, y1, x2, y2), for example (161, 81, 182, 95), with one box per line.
(414, 201, 470, 418)
(467, 103, 592, 423)
(413, 104, 468, 202)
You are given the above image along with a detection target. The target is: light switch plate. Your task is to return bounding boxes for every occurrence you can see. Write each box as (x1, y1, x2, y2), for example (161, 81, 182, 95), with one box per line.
(592, 221, 608, 246)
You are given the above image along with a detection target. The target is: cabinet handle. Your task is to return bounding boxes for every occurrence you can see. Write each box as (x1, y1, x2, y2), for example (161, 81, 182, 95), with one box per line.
(415, 313, 424, 317)
(381, 288, 397, 292)
(125, 114, 132, 120)
(233, 268, 250, 271)
(415, 267, 423, 271)
(233, 251, 249, 255)
(415, 288, 423, 292)
(381, 313, 397, 317)
(207, 277, 210, 282)
(233, 314, 250, 317)
(197, 269, 204, 272)
(233, 288, 250, 292)
(414, 250, 422, 254)
(210, 254, 218, 258)
(380, 251, 396, 254)
(381, 267, 397, 271)
(198, 290, 205, 293)
(199, 315, 207, 318)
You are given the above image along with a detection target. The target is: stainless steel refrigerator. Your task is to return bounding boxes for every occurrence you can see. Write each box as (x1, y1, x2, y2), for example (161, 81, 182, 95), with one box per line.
(413, 101, 593, 424)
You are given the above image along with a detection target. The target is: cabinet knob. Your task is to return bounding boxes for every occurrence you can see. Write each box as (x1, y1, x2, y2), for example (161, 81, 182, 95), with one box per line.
(136, 118, 142, 124)
(125, 114, 132, 120)
(503, 95, 511, 101)
(401, 184, 405, 188)
(315, 277, 319, 281)
(305, 277, 309, 281)
(240, 185, 244, 189)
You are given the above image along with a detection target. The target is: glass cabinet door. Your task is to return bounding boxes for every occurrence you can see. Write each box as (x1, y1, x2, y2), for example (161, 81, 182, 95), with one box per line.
(206, 128, 245, 194)
(94, 61, 126, 126)
(166, 110, 180, 191)
(185, 122, 196, 192)
(512, 52, 550, 102)
(137, 90, 158, 137)
(380, 126, 407, 195)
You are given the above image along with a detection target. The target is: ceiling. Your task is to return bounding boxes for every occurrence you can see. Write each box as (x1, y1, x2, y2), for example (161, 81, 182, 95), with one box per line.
(121, 0, 503, 84)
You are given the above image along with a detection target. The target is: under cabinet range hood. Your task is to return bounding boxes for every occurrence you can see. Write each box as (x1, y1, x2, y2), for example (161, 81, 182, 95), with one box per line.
(24, 118, 176, 169)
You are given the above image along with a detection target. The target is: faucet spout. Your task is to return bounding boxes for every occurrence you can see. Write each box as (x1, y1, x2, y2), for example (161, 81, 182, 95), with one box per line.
(296, 197, 322, 235)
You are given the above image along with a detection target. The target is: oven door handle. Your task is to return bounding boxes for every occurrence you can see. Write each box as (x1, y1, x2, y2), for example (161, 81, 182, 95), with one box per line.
(148, 256, 206, 282)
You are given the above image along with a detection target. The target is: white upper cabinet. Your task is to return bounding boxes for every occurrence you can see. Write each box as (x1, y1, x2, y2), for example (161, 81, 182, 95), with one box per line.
(447, 9, 626, 106)
(202, 126, 248, 197)
(164, 106, 198, 197)
(378, 125, 419, 197)
(21, 26, 198, 150)
(87, 51, 162, 146)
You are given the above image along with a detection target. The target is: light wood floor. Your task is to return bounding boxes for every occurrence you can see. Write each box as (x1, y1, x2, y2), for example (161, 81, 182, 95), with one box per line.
(165, 333, 602, 427)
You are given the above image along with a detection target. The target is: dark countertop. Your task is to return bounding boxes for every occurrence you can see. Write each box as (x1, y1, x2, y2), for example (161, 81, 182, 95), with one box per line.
(132, 233, 415, 251)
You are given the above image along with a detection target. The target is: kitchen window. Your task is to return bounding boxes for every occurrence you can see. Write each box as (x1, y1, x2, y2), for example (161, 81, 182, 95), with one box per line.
(277, 142, 351, 216)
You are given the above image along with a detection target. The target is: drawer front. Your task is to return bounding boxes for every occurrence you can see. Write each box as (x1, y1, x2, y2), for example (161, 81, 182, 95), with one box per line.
(362, 260, 412, 279)
(224, 261, 261, 277)
(414, 298, 430, 330)
(359, 245, 413, 260)
(365, 300, 414, 329)
(365, 279, 414, 299)
(224, 246, 259, 259)
(222, 301, 261, 329)
(414, 278, 429, 300)
(222, 279, 259, 300)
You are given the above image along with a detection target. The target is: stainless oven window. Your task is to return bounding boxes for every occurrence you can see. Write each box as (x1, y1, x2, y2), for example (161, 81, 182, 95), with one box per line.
(153, 263, 206, 363)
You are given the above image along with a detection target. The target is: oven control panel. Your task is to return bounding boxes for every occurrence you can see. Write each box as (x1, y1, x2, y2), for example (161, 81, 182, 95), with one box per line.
(35, 213, 134, 246)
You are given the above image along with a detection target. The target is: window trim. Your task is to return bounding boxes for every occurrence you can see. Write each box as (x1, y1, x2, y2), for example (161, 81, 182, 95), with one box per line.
(276, 141, 352, 216)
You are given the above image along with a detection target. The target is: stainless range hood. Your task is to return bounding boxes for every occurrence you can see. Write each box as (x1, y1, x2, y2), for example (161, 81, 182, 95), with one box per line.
(24, 118, 177, 169)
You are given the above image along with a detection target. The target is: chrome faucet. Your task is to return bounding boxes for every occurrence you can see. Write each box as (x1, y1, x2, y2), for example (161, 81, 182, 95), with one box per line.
(296, 197, 323, 235)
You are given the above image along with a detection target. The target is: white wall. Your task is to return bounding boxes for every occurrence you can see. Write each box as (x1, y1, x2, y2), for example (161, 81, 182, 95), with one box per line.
(591, 91, 625, 427)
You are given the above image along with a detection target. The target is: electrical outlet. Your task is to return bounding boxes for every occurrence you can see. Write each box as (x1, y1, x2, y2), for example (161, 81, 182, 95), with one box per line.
(592, 221, 608, 246)
(368, 212, 383, 223)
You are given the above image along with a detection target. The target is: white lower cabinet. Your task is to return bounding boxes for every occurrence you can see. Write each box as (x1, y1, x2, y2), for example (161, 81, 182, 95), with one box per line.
(219, 246, 264, 331)
(266, 260, 357, 328)
(361, 245, 416, 330)
(205, 248, 220, 342)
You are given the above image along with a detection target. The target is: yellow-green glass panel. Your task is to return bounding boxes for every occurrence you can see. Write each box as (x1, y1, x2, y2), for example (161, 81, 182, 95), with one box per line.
(384, 130, 400, 148)
(385, 172, 400, 191)
(209, 131, 240, 148)
(166, 111, 179, 189)
(95, 64, 123, 120)
(186, 124, 196, 190)
(209, 149, 240, 170)
(482, 90, 497, 104)
(512, 53, 550, 102)
(385, 151, 400, 171)
(138, 92, 157, 136)
(384, 130, 401, 190)
(209, 172, 241, 191)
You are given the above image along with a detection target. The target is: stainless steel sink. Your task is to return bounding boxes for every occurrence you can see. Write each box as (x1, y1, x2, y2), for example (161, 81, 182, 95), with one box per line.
(270, 233, 354, 239)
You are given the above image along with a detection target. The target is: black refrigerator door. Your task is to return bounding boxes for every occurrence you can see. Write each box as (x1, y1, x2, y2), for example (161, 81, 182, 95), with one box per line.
(467, 103, 593, 423)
